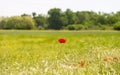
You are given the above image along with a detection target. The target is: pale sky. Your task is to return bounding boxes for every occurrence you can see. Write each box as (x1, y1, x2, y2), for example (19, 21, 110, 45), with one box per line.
(0, 0, 120, 16)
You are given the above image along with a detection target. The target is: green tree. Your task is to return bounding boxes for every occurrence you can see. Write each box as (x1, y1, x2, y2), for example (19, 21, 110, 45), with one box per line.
(32, 12, 37, 18)
(0, 18, 8, 29)
(96, 13, 108, 25)
(65, 9, 76, 25)
(60, 13, 68, 28)
(107, 14, 117, 25)
(75, 11, 98, 25)
(48, 8, 63, 30)
(21, 13, 30, 17)
(114, 11, 120, 21)
(21, 16, 36, 29)
(33, 14, 47, 29)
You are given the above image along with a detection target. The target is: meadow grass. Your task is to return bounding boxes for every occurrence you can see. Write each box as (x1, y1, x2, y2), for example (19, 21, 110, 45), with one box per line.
(0, 30, 120, 75)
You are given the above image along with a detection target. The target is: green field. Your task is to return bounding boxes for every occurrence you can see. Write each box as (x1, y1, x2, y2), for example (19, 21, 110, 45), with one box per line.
(0, 30, 120, 75)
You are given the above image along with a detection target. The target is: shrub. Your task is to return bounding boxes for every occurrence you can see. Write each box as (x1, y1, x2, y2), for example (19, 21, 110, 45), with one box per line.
(67, 25, 75, 30)
(67, 24, 84, 30)
(113, 22, 120, 30)
(0, 16, 36, 30)
(75, 25, 84, 30)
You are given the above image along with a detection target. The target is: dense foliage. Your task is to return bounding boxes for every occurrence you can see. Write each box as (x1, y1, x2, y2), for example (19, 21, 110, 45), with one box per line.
(0, 8, 120, 30)
(113, 22, 120, 30)
(0, 16, 36, 29)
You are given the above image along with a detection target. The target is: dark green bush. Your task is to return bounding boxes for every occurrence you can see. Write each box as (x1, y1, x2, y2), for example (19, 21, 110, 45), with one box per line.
(113, 22, 120, 30)
(75, 25, 84, 30)
(67, 25, 75, 30)
(67, 24, 84, 30)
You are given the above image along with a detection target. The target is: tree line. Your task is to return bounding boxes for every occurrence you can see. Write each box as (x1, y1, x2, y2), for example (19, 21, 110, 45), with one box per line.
(0, 8, 120, 30)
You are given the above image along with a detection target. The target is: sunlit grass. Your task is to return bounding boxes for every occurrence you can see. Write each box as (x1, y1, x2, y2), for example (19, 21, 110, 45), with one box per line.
(0, 30, 120, 75)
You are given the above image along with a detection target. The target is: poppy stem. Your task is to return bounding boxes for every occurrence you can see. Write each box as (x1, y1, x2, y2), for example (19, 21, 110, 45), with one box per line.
(56, 45, 63, 60)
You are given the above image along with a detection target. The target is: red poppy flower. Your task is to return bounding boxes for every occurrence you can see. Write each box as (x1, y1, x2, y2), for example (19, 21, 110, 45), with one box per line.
(58, 38, 66, 43)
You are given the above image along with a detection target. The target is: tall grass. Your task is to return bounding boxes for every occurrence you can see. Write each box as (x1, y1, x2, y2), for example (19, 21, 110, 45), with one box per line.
(0, 30, 120, 75)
